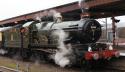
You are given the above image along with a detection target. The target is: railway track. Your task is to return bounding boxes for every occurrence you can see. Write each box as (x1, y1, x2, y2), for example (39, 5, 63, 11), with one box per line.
(0, 66, 22, 72)
(0, 55, 125, 72)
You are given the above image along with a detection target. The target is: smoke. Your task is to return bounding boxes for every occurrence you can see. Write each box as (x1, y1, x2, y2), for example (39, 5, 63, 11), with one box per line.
(49, 10, 62, 23)
(34, 10, 49, 21)
(78, 0, 84, 13)
(78, 0, 84, 7)
(35, 16, 41, 22)
(51, 29, 75, 67)
(34, 10, 62, 22)
(0, 49, 7, 55)
(34, 10, 62, 30)
(78, 0, 88, 13)
(34, 14, 43, 22)
(49, 10, 62, 18)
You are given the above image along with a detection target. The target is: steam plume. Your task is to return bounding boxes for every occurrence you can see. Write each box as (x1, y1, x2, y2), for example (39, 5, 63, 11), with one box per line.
(78, 0, 84, 13)
(0, 49, 7, 55)
(52, 29, 75, 67)
(49, 10, 62, 22)
(78, 0, 88, 13)
(34, 14, 42, 22)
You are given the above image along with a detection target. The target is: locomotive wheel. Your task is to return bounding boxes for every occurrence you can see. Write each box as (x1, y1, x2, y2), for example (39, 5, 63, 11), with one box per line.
(23, 49, 31, 60)
(30, 50, 50, 63)
(84, 60, 93, 70)
(15, 49, 32, 60)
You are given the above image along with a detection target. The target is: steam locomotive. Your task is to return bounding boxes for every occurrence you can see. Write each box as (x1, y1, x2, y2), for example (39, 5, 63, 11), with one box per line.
(2, 19, 101, 47)
(0, 18, 119, 67)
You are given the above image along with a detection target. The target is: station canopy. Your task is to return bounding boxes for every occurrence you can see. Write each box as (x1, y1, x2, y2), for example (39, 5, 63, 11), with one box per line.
(0, 0, 125, 27)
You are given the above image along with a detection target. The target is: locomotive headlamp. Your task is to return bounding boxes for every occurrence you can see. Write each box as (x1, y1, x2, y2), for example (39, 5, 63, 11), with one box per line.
(93, 53, 99, 60)
(88, 46, 92, 52)
(109, 45, 113, 50)
(114, 51, 120, 58)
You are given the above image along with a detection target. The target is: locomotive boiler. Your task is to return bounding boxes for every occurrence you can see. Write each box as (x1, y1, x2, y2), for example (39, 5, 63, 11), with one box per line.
(27, 18, 102, 48)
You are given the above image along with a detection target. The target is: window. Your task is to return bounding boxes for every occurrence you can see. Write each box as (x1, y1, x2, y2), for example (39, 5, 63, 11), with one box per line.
(11, 34, 14, 41)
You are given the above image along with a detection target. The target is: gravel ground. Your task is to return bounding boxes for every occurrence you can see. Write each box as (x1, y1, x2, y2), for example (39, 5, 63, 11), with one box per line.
(0, 54, 125, 72)
(0, 56, 82, 72)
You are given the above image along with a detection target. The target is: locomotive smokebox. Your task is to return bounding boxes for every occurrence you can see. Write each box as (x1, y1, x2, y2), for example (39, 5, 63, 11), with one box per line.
(77, 19, 102, 44)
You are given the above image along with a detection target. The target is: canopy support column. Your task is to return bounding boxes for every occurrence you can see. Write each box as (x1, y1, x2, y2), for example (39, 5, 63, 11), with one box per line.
(111, 16, 116, 46)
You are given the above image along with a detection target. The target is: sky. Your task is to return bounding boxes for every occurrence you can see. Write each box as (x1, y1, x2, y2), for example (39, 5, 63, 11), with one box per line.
(97, 16, 125, 24)
(0, 0, 78, 20)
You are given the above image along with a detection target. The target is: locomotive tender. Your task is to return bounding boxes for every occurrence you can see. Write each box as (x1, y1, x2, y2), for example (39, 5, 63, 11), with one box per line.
(0, 18, 119, 66)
